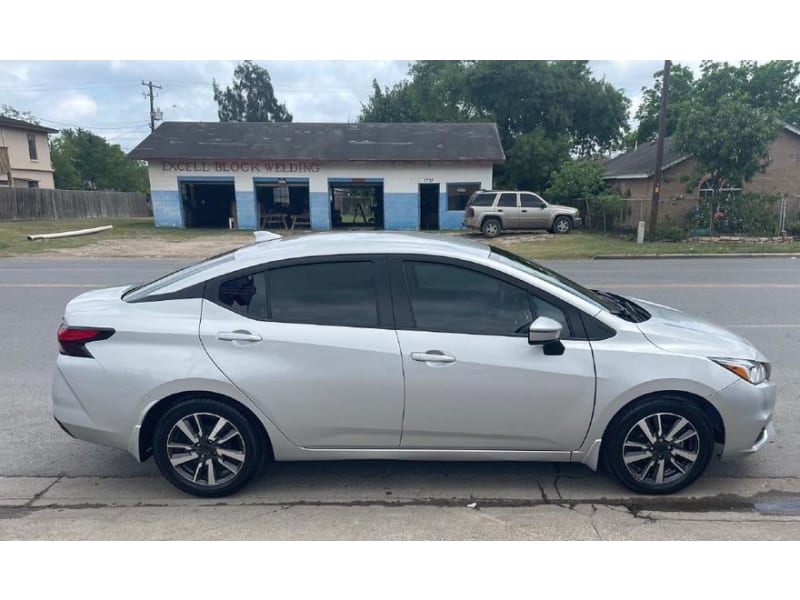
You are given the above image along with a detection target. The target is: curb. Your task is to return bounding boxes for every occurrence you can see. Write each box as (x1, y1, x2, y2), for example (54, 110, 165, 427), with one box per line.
(593, 253, 800, 260)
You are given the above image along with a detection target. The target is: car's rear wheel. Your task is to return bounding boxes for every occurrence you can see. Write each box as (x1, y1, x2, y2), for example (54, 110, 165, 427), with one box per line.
(153, 398, 263, 497)
(481, 218, 502, 238)
(602, 397, 714, 495)
(552, 216, 572, 234)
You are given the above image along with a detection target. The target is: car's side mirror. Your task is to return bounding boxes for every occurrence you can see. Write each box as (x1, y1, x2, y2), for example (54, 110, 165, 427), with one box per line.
(528, 316, 565, 355)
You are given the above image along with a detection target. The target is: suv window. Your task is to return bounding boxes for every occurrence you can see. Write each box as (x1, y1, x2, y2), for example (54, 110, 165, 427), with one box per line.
(497, 193, 517, 208)
(403, 261, 532, 335)
(468, 192, 496, 207)
(520, 193, 544, 208)
(268, 261, 379, 327)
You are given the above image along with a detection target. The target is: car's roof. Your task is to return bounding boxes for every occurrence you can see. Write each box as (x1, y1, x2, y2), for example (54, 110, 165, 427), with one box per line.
(235, 231, 491, 263)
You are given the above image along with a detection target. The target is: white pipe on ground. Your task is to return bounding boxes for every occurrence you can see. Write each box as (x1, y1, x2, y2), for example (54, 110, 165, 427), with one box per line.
(27, 225, 114, 241)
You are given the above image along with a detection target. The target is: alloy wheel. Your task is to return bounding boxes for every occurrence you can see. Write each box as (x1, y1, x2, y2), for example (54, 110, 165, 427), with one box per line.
(622, 412, 700, 486)
(555, 218, 570, 233)
(166, 412, 247, 487)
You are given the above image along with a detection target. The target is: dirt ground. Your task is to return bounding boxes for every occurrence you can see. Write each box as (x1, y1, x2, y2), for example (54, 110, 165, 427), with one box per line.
(40, 233, 258, 259)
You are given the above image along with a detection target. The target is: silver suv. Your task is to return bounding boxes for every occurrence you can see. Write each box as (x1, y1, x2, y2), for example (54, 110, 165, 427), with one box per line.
(462, 190, 582, 238)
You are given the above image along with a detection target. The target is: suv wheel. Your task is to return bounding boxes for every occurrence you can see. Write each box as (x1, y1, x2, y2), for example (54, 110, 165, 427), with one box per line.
(602, 396, 714, 495)
(481, 218, 502, 238)
(153, 398, 264, 497)
(552, 216, 572, 234)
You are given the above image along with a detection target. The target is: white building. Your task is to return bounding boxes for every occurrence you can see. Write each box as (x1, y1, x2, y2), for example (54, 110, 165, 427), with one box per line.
(127, 122, 505, 230)
(0, 116, 58, 188)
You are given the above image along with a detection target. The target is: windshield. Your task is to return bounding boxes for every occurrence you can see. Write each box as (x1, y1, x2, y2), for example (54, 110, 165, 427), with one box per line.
(489, 246, 618, 313)
(123, 247, 241, 301)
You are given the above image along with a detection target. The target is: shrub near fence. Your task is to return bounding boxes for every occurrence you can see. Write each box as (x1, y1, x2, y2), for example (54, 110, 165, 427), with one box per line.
(0, 188, 151, 221)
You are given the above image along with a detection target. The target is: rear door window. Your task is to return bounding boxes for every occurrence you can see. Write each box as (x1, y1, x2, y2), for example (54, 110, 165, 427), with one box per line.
(497, 193, 518, 207)
(268, 261, 379, 327)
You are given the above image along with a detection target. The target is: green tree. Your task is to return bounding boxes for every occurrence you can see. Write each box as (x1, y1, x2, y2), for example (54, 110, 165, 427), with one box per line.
(50, 129, 149, 193)
(675, 94, 780, 197)
(631, 63, 695, 146)
(0, 105, 40, 124)
(498, 131, 570, 193)
(545, 157, 608, 201)
(213, 61, 292, 122)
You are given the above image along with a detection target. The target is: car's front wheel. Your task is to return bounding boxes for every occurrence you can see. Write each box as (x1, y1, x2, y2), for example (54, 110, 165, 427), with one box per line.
(552, 216, 572, 234)
(602, 396, 714, 495)
(153, 398, 264, 497)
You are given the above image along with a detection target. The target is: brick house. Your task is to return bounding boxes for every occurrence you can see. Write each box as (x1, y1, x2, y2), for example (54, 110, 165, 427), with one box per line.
(603, 123, 800, 227)
(0, 116, 58, 189)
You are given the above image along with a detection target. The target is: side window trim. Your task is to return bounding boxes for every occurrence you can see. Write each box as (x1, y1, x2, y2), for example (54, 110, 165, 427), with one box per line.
(204, 254, 395, 329)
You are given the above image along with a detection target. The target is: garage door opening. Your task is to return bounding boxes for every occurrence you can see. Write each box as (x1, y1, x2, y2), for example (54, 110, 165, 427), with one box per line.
(180, 181, 235, 228)
(256, 181, 311, 229)
(330, 182, 384, 229)
(419, 183, 439, 230)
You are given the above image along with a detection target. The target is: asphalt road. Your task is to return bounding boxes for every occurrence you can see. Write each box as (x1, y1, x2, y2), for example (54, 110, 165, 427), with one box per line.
(1, 255, 799, 539)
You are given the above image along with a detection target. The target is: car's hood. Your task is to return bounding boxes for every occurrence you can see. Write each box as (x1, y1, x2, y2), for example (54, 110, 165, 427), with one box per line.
(549, 204, 578, 213)
(632, 298, 767, 362)
(65, 285, 130, 314)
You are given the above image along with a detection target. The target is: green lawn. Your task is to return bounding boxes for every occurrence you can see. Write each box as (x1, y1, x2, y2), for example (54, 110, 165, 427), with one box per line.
(0, 218, 253, 257)
(1, 218, 799, 259)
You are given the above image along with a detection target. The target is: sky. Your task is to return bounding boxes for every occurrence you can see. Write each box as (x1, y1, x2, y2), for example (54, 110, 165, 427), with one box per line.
(0, 60, 692, 152)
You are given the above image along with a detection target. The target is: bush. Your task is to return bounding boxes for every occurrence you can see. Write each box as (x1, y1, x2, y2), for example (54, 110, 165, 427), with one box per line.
(652, 224, 689, 242)
(686, 192, 781, 236)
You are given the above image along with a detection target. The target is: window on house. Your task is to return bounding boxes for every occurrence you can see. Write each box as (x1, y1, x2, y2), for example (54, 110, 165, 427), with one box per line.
(27, 180, 39, 189)
(27, 134, 38, 160)
(447, 183, 481, 211)
(699, 179, 742, 200)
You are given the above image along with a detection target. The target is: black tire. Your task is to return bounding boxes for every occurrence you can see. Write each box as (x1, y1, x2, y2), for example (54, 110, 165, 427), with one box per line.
(153, 397, 264, 497)
(552, 216, 572, 234)
(602, 396, 714, 495)
(481, 217, 502, 238)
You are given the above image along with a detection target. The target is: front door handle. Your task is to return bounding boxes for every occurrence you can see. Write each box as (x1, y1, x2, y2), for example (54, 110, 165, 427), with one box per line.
(217, 330, 262, 343)
(410, 350, 456, 364)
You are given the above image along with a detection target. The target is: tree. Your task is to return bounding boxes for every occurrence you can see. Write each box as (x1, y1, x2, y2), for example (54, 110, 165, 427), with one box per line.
(499, 131, 570, 193)
(50, 129, 149, 193)
(0, 105, 39, 124)
(545, 157, 608, 201)
(359, 60, 630, 189)
(675, 94, 780, 198)
(213, 61, 292, 122)
(631, 63, 695, 146)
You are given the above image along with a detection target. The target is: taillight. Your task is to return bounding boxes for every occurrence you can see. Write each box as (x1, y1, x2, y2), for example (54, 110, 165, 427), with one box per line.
(468, 207, 475, 217)
(57, 325, 115, 358)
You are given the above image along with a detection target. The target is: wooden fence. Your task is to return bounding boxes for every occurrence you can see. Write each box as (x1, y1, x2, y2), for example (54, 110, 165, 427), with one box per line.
(0, 188, 152, 221)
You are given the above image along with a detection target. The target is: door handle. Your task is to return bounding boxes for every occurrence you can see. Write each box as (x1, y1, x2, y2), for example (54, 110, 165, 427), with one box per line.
(497, 209, 503, 212)
(410, 350, 456, 364)
(521, 209, 528, 213)
(217, 331, 262, 342)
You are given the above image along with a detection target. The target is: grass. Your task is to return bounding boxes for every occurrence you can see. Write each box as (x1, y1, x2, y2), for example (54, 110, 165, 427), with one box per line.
(483, 231, 800, 260)
(0, 218, 253, 257)
(1, 218, 799, 259)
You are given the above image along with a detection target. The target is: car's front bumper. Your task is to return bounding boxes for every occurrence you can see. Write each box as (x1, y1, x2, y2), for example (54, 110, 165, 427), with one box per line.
(715, 378, 777, 460)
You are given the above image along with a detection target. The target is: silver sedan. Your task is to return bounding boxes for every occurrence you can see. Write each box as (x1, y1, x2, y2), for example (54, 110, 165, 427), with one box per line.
(52, 232, 776, 497)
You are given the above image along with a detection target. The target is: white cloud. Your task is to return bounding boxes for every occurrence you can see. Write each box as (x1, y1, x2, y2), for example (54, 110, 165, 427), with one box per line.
(54, 92, 98, 120)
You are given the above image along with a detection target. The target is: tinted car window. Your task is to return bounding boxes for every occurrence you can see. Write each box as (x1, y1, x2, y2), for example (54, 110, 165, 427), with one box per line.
(268, 261, 378, 327)
(218, 272, 268, 319)
(468, 192, 496, 207)
(403, 261, 532, 335)
(498, 193, 517, 207)
(520, 193, 544, 208)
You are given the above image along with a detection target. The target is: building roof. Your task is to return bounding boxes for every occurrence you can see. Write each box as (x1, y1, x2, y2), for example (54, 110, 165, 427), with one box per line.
(126, 121, 506, 163)
(603, 137, 688, 180)
(0, 115, 59, 134)
(605, 123, 800, 180)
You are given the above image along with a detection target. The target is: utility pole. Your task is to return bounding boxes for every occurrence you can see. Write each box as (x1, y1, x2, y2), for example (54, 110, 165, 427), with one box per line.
(142, 81, 162, 132)
(649, 60, 671, 237)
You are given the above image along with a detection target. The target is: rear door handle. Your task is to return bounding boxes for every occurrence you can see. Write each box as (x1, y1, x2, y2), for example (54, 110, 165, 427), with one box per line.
(410, 350, 456, 364)
(217, 330, 262, 343)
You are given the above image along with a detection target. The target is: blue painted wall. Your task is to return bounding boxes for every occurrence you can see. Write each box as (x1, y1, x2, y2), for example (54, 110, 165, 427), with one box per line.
(235, 191, 258, 229)
(438, 191, 466, 229)
(384, 192, 419, 230)
(151, 190, 184, 228)
(310, 191, 331, 230)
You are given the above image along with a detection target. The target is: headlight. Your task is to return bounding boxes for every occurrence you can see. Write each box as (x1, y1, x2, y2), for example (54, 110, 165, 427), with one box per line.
(711, 358, 769, 385)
